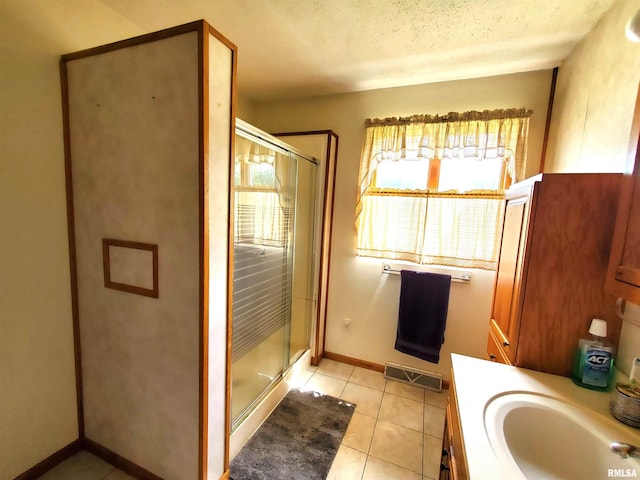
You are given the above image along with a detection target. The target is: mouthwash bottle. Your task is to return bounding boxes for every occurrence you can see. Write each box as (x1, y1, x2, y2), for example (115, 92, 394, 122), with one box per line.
(571, 318, 615, 391)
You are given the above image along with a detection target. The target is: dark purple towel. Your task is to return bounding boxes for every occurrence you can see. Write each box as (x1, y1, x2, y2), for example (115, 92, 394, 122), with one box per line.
(394, 270, 451, 363)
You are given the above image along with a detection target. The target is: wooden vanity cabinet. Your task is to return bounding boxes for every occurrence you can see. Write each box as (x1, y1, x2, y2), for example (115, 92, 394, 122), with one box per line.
(487, 173, 622, 377)
(490, 188, 531, 365)
(441, 373, 468, 480)
(486, 327, 512, 365)
(606, 96, 640, 304)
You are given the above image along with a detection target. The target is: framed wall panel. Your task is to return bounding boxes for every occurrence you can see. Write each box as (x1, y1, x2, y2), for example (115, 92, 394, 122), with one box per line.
(102, 239, 158, 298)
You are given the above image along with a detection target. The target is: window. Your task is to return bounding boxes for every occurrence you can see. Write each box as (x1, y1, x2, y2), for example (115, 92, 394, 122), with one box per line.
(235, 161, 277, 188)
(374, 156, 505, 192)
(356, 109, 532, 270)
(234, 135, 290, 247)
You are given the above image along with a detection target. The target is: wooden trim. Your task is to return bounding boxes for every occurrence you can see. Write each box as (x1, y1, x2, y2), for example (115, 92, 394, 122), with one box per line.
(200, 21, 238, 479)
(219, 469, 231, 480)
(13, 439, 83, 480)
(323, 351, 385, 372)
(315, 132, 333, 366)
(60, 20, 206, 62)
(321, 134, 338, 359)
(272, 129, 339, 137)
(102, 239, 159, 298)
(224, 37, 239, 475)
(500, 158, 511, 190)
(273, 130, 340, 366)
(198, 21, 208, 480)
(206, 22, 238, 53)
(200, 21, 238, 477)
(538, 66, 558, 173)
(625, 86, 640, 176)
(427, 158, 441, 190)
(59, 54, 85, 439)
(85, 439, 163, 480)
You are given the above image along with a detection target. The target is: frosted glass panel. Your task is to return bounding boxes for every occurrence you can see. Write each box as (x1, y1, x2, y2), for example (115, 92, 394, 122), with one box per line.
(231, 124, 317, 429)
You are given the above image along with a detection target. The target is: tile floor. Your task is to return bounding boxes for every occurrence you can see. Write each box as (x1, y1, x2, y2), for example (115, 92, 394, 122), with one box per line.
(305, 359, 447, 480)
(35, 450, 134, 480)
(36, 358, 447, 480)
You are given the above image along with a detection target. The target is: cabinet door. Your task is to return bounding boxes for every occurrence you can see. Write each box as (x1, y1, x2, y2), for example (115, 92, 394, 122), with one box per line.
(446, 378, 468, 480)
(607, 92, 640, 303)
(486, 328, 512, 365)
(490, 194, 529, 363)
(607, 168, 640, 303)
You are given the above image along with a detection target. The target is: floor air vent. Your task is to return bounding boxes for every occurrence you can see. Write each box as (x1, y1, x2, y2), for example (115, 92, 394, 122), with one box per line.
(384, 362, 442, 392)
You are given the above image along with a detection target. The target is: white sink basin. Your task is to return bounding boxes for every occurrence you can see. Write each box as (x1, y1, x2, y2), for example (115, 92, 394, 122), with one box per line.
(484, 392, 640, 480)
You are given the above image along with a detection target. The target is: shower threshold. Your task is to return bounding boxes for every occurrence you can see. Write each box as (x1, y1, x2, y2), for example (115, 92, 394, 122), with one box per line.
(229, 348, 312, 460)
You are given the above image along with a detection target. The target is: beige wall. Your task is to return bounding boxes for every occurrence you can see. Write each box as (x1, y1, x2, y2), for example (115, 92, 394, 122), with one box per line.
(0, 3, 144, 477)
(545, 0, 640, 174)
(236, 94, 257, 124)
(253, 70, 553, 380)
(1, 4, 235, 477)
(544, 0, 640, 374)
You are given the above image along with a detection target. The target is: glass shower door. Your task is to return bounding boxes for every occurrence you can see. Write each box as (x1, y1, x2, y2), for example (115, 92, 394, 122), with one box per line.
(230, 126, 316, 429)
(287, 154, 316, 366)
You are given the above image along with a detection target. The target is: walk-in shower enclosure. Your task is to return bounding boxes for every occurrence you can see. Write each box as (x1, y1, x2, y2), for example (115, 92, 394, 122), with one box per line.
(61, 20, 235, 480)
(231, 120, 318, 428)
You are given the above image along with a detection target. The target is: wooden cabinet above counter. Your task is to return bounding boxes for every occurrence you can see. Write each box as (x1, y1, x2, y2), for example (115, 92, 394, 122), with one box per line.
(606, 93, 640, 304)
(487, 173, 622, 377)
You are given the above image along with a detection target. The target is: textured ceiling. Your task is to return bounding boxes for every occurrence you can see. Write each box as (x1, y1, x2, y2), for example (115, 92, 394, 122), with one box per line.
(19, 0, 620, 101)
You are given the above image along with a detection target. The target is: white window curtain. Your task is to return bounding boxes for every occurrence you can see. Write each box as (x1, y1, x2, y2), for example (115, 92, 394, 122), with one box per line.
(234, 136, 294, 248)
(355, 108, 532, 270)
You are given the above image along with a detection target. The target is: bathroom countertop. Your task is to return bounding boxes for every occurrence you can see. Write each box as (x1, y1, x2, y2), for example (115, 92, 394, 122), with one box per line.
(451, 353, 640, 479)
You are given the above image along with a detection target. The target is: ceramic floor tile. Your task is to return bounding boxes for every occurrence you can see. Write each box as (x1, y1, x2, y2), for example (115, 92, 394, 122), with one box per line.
(362, 456, 422, 480)
(369, 420, 423, 474)
(37, 451, 115, 480)
(384, 380, 425, 403)
(378, 392, 424, 432)
(104, 470, 136, 480)
(424, 404, 446, 439)
(341, 382, 384, 418)
(348, 366, 387, 391)
(327, 445, 367, 480)
(423, 434, 443, 479)
(304, 372, 347, 398)
(425, 389, 448, 408)
(317, 359, 355, 381)
(342, 411, 376, 453)
(287, 367, 314, 389)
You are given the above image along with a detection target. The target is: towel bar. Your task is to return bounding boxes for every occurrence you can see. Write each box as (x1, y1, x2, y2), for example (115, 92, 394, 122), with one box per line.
(382, 263, 471, 283)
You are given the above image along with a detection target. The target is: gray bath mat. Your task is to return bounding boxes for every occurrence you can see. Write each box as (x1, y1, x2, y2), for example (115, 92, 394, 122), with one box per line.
(230, 388, 356, 480)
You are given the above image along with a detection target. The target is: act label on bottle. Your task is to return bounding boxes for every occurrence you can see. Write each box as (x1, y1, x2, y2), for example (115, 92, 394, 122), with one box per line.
(582, 347, 612, 388)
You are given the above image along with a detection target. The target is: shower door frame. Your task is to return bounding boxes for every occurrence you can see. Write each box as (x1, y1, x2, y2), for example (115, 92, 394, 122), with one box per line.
(273, 130, 340, 366)
(230, 120, 319, 430)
